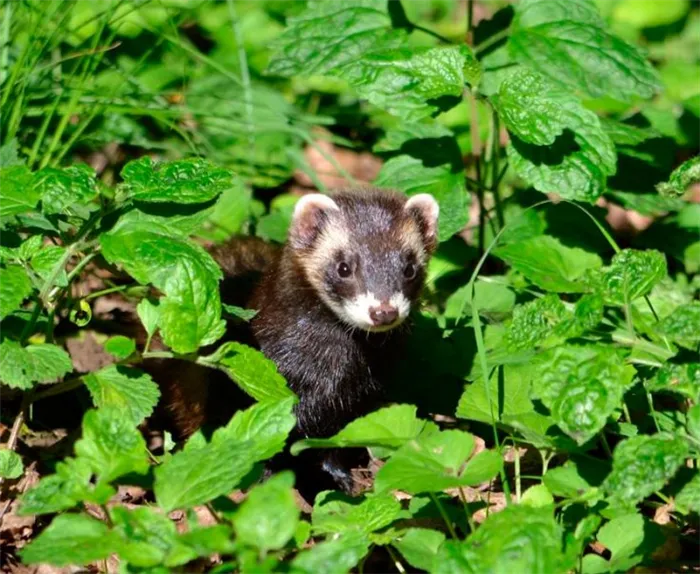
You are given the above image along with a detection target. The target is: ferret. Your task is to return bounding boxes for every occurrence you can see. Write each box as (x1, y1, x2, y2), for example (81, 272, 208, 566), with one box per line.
(150, 188, 439, 494)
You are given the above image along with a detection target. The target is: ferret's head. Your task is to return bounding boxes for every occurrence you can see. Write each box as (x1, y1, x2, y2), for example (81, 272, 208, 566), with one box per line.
(288, 188, 439, 332)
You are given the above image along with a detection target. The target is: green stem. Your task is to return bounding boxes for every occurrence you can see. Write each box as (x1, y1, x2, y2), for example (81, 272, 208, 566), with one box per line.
(474, 28, 510, 55)
(85, 284, 131, 301)
(514, 443, 522, 502)
(457, 487, 477, 534)
(385, 545, 407, 574)
(600, 433, 613, 458)
(0, 0, 12, 85)
(413, 24, 453, 44)
(31, 377, 84, 402)
(490, 111, 505, 230)
(646, 391, 661, 433)
(429, 493, 458, 539)
(65, 252, 97, 283)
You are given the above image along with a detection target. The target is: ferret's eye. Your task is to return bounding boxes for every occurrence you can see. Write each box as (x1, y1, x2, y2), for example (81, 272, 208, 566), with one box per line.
(403, 262, 417, 280)
(337, 262, 352, 278)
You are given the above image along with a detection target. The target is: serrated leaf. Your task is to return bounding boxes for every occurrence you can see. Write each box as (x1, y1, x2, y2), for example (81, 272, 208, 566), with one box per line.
(100, 222, 225, 354)
(586, 249, 667, 306)
(103, 335, 136, 359)
(291, 530, 370, 574)
(30, 245, 69, 288)
(647, 363, 700, 401)
(658, 302, 700, 349)
(0, 165, 40, 218)
(603, 434, 689, 506)
(657, 155, 700, 198)
(312, 491, 401, 536)
(34, 164, 98, 216)
(154, 439, 255, 512)
(198, 341, 294, 402)
(83, 365, 160, 426)
(532, 345, 636, 444)
(291, 404, 427, 456)
(233, 471, 299, 552)
(0, 450, 23, 479)
(74, 407, 149, 483)
(543, 460, 599, 499)
(119, 156, 234, 204)
(19, 457, 114, 515)
(504, 294, 567, 351)
(110, 506, 189, 568)
(375, 429, 502, 494)
(21, 514, 122, 566)
(444, 279, 515, 320)
(582, 513, 664, 574)
(0, 340, 73, 390)
(495, 235, 602, 293)
(433, 505, 575, 574)
(211, 397, 296, 461)
(374, 155, 468, 241)
(507, 116, 616, 203)
(195, 180, 252, 242)
(508, 0, 661, 102)
(493, 68, 589, 146)
(393, 528, 445, 572)
(0, 264, 33, 319)
(349, 45, 479, 121)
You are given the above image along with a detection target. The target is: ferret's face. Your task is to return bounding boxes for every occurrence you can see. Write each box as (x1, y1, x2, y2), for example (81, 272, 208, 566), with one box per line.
(289, 190, 439, 333)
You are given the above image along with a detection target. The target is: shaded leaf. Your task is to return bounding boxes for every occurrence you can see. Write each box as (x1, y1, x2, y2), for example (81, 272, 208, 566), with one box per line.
(83, 365, 160, 426)
(657, 155, 700, 198)
(0, 264, 33, 319)
(647, 363, 700, 401)
(0, 165, 40, 218)
(393, 528, 445, 572)
(291, 530, 370, 574)
(0, 340, 73, 390)
(658, 302, 700, 348)
(312, 491, 401, 536)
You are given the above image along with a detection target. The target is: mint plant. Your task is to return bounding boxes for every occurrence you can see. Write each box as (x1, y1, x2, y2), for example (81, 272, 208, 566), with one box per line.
(1, 0, 699, 572)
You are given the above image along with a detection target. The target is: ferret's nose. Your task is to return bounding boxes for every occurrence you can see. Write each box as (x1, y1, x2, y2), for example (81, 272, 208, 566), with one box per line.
(369, 303, 398, 326)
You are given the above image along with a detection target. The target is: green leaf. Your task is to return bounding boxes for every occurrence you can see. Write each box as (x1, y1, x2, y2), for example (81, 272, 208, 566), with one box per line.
(222, 303, 258, 322)
(291, 404, 427, 456)
(374, 155, 469, 241)
(504, 294, 582, 351)
(508, 0, 661, 102)
(603, 434, 689, 506)
(110, 506, 189, 568)
(0, 139, 21, 168)
(74, 407, 149, 483)
(657, 156, 700, 198)
(600, 117, 661, 147)
(103, 335, 137, 359)
(507, 116, 616, 203)
(19, 457, 114, 515)
(582, 513, 664, 574)
(676, 472, 700, 513)
(211, 397, 297, 461)
(21, 514, 122, 566)
(136, 297, 160, 338)
(543, 460, 599, 499)
(393, 528, 446, 572)
(374, 429, 502, 494)
(348, 45, 479, 121)
(532, 345, 636, 444)
(198, 342, 294, 402)
(312, 491, 401, 536)
(34, 164, 98, 216)
(195, 180, 252, 242)
(0, 264, 33, 319)
(658, 302, 700, 348)
(493, 68, 591, 146)
(83, 365, 160, 426)
(233, 471, 299, 552)
(444, 279, 515, 320)
(291, 530, 370, 574)
(100, 222, 225, 354)
(0, 340, 73, 390)
(119, 157, 234, 204)
(433, 505, 575, 574)
(0, 165, 40, 218)
(0, 450, 23, 479)
(521, 484, 554, 507)
(30, 245, 69, 288)
(154, 439, 255, 512)
(688, 404, 700, 442)
(267, 0, 404, 78)
(494, 235, 602, 293)
(647, 363, 700, 401)
(586, 249, 667, 306)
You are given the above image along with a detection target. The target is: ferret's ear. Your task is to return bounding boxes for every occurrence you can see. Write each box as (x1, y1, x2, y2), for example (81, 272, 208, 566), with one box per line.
(289, 193, 340, 249)
(405, 193, 439, 251)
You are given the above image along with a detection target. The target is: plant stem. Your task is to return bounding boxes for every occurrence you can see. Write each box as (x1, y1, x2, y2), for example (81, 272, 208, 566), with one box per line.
(385, 545, 406, 574)
(0, 394, 31, 489)
(514, 444, 522, 502)
(85, 284, 132, 301)
(474, 28, 510, 55)
(31, 378, 84, 402)
(226, 0, 254, 150)
(646, 390, 661, 433)
(490, 111, 505, 230)
(413, 24, 453, 44)
(429, 493, 458, 539)
(0, 0, 12, 87)
(457, 487, 477, 533)
(600, 433, 613, 458)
